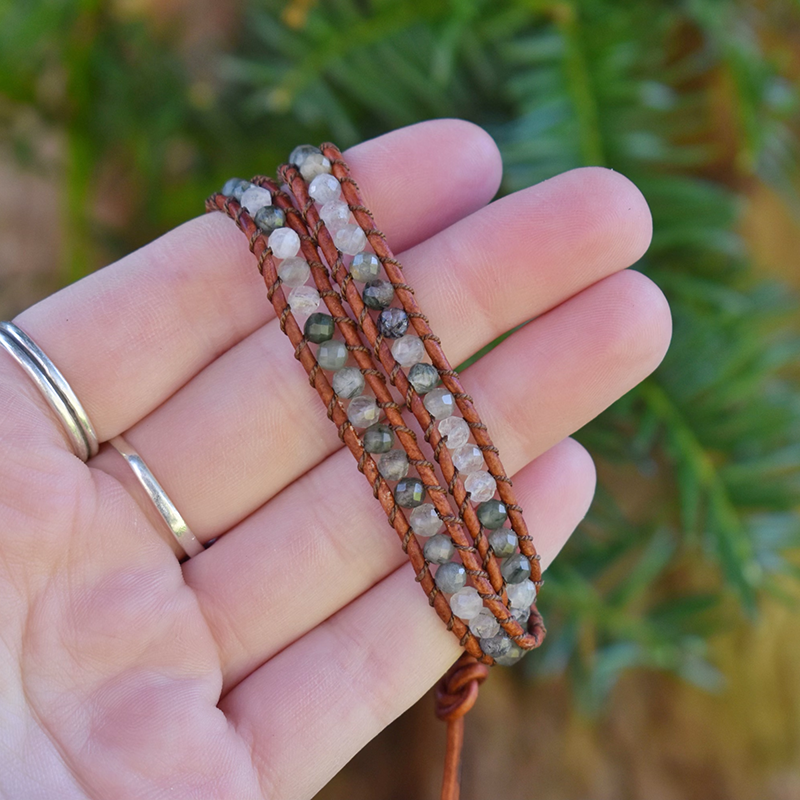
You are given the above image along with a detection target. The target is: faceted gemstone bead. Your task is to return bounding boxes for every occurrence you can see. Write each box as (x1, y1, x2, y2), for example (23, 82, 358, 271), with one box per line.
(512, 607, 531, 625)
(362, 279, 394, 310)
(332, 366, 365, 399)
(437, 416, 470, 450)
(480, 634, 512, 659)
(408, 363, 439, 395)
(452, 444, 484, 474)
(269, 228, 301, 259)
(333, 223, 367, 256)
(464, 470, 496, 503)
(476, 499, 508, 529)
(347, 395, 380, 428)
(377, 308, 409, 339)
(319, 199, 350, 231)
(308, 173, 341, 204)
(424, 388, 456, 419)
(394, 477, 425, 508)
(500, 553, 531, 584)
(377, 449, 409, 481)
(488, 528, 518, 558)
(317, 339, 348, 371)
(254, 205, 285, 234)
(278, 256, 311, 287)
(435, 562, 467, 594)
(300, 153, 331, 182)
(495, 642, 527, 666)
(288, 285, 320, 317)
(289, 144, 321, 168)
(408, 503, 443, 537)
(506, 578, 537, 609)
(469, 608, 501, 639)
(240, 185, 272, 215)
(221, 177, 249, 198)
(363, 423, 394, 454)
(423, 534, 455, 564)
(350, 251, 381, 283)
(449, 586, 483, 620)
(391, 335, 425, 367)
(304, 312, 335, 343)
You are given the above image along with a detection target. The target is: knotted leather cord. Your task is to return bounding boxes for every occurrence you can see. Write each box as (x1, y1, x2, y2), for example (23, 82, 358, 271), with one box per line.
(435, 653, 490, 800)
(206, 147, 548, 800)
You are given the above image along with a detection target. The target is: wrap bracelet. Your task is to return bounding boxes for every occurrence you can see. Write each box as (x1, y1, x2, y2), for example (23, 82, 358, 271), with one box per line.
(206, 143, 546, 800)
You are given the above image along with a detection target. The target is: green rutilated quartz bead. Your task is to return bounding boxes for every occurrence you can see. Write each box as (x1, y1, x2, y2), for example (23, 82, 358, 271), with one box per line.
(408, 363, 439, 395)
(423, 534, 455, 564)
(378, 449, 409, 481)
(254, 205, 285, 235)
(512, 607, 531, 625)
(332, 367, 365, 399)
(507, 579, 537, 609)
(469, 609, 500, 638)
(363, 424, 394, 454)
(350, 252, 381, 283)
(394, 477, 425, 508)
(347, 396, 379, 428)
(495, 642, 528, 666)
(317, 339, 348, 371)
(304, 313, 335, 344)
(377, 307, 409, 339)
(362, 279, 395, 310)
(221, 177, 250, 199)
(434, 562, 467, 593)
(480, 634, 512, 659)
(488, 528, 518, 558)
(476, 500, 508, 529)
(289, 144, 321, 168)
(423, 388, 455, 419)
(500, 553, 531, 585)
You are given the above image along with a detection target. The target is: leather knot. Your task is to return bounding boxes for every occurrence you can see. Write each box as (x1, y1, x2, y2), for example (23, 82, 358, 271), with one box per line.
(435, 652, 490, 722)
(528, 603, 547, 647)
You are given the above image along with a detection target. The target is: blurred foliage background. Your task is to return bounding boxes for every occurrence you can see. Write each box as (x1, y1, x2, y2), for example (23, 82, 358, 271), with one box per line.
(2, 0, 800, 798)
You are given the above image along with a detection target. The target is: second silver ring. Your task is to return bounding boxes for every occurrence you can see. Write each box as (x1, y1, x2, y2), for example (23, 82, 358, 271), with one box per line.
(110, 436, 204, 559)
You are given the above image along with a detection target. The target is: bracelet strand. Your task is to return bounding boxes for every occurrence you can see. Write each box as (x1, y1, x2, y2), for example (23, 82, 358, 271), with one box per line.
(275, 165, 545, 649)
(321, 143, 544, 593)
(206, 147, 546, 663)
(205, 189, 500, 663)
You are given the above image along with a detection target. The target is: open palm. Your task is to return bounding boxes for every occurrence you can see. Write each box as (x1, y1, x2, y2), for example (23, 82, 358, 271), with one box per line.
(0, 120, 669, 799)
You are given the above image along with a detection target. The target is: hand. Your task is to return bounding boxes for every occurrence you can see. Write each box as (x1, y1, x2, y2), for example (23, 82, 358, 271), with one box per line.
(0, 120, 668, 799)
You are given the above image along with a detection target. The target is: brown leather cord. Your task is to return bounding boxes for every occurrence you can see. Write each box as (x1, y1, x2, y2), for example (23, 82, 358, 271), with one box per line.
(205, 190, 491, 660)
(315, 145, 547, 648)
(272, 165, 543, 649)
(435, 653, 490, 800)
(278, 153, 544, 799)
(319, 145, 545, 599)
(261, 176, 505, 661)
(205, 147, 548, 798)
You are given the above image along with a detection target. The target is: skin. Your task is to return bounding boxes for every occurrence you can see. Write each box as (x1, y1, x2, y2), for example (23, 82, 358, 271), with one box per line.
(0, 119, 670, 800)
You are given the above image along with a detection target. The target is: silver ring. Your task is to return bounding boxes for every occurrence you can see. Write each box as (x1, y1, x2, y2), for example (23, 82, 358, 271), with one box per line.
(110, 435, 204, 559)
(0, 321, 99, 461)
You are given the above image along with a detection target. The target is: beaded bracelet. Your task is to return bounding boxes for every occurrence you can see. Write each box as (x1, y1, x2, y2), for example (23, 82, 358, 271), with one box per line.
(206, 143, 547, 798)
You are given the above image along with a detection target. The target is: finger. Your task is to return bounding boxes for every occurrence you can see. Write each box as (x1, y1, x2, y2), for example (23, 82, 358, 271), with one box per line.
(186, 269, 671, 690)
(9, 120, 502, 442)
(112, 166, 651, 539)
(219, 444, 595, 800)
